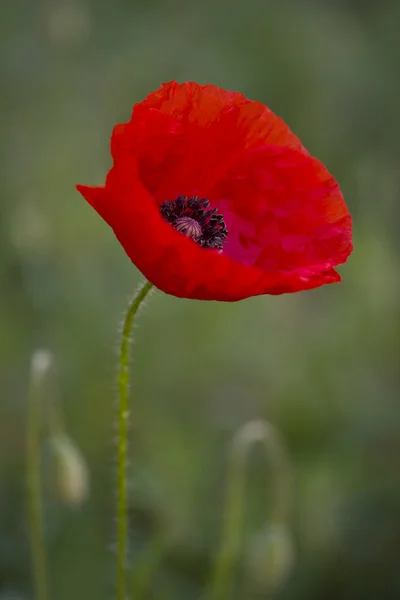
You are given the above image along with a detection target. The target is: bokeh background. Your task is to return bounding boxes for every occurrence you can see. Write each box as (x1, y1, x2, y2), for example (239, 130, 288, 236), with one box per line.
(1, 0, 399, 598)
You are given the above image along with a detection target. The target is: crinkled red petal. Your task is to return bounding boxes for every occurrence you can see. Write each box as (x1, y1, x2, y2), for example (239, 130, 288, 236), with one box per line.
(77, 81, 353, 300)
(77, 156, 346, 301)
(111, 81, 309, 203)
(207, 144, 352, 271)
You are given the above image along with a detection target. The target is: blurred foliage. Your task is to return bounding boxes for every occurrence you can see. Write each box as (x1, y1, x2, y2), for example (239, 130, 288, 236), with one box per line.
(1, 0, 399, 598)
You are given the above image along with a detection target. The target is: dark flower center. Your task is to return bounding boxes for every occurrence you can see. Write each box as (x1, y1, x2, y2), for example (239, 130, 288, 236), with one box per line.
(160, 196, 228, 250)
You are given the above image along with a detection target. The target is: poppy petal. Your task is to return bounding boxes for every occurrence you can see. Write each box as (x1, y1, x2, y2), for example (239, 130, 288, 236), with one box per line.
(208, 144, 352, 271)
(114, 82, 308, 202)
(77, 157, 348, 301)
(76, 185, 110, 220)
(141, 81, 305, 152)
(77, 81, 353, 301)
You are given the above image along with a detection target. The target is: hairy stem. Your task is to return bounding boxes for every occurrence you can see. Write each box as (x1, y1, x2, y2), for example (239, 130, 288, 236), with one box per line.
(116, 280, 153, 600)
(210, 420, 292, 600)
(26, 350, 53, 600)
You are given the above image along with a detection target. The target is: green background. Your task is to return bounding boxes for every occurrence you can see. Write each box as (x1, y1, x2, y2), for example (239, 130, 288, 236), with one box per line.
(1, 0, 399, 598)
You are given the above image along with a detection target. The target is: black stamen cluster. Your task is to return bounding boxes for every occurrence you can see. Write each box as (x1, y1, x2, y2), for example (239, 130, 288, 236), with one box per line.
(160, 196, 228, 249)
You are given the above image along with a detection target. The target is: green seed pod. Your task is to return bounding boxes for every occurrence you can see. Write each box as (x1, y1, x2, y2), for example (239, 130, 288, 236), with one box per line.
(50, 435, 89, 507)
(245, 523, 295, 591)
(31, 349, 53, 388)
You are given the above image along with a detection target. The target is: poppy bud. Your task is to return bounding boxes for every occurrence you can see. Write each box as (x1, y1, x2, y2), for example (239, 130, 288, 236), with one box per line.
(50, 434, 89, 507)
(245, 523, 295, 591)
(31, 349, 53, 388)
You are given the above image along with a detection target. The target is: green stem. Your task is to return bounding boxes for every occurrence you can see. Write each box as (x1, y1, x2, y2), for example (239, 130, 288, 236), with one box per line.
(26, 350, 53, 600)
(210, 420, 291, 600)
(116, 280, 153, 600)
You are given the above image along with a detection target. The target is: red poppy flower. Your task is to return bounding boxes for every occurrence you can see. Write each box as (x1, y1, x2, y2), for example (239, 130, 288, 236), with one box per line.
(77, 81, 352, 301)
